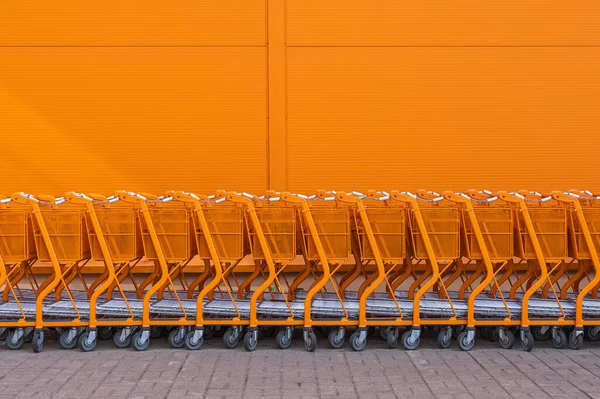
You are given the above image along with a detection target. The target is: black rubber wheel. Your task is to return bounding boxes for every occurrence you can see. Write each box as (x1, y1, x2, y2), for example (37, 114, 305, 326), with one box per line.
(349, 331, 366, 352)
(59, 330, 79, 350)
(452, 325, 465, 339)
(457, 331, 475, 351)
(569, 331, 583, 350)
(6, 330, 25, 350)
(304, 330, 317, 352)
(113, 329, 132, 348)
(223, 328, 240, 349)
(31, 331, 43, 353)
(168, 328, 186, 349)
(328, 329, 345, 349)
(532, 326, 551, 341)
(480, 327, 491, 340)
(487, 327, 499, 342)
(243, 331, 258, 352)
(132, 331, 150, 351)
(184, 330, 204, 350)
(428, 325, 441, 337)
(437, 329, 452, 349)
(204, 326, 214, 340)
(387, 328, 399, 349)
(587, 327, 600, 341)
(150, 326, 162, 339)
(521, 331, 534, 352)
(499, 329, 516, 349)
(79, 331, 97, 352)
(0, 328, 8, 342)
(379, 326, 391, 341)
(212, 325, 225, 338)
(552, 328, 567, 349)
(402, 330, 420, 350)
(276, 329, 292, 349)
(98, 327, 113, 341)
(24, 329, 34, 343)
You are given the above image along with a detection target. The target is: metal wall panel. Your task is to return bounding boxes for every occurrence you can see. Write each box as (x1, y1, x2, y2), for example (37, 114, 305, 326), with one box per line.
(286, 47, 600, 193)
(0, 48, 267, 194)
(287, 1, 600, 46)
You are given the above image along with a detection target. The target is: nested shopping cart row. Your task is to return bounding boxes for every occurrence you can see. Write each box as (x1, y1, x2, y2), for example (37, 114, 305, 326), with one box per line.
(1, 189, 600, 353)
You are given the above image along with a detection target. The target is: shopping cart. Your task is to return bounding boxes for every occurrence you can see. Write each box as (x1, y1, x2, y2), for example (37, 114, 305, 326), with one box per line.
(499, 191, 570, 351)
(160, 191, 251, 350)
(64, 192, 146, 351)
(383, 191, 463, 350)
(443, 190, 518, 351)
(553, 190, 600, 350)
(132, 192, 197, 351)
(0, 195, 38, 349)
(2, 193, 92, 352)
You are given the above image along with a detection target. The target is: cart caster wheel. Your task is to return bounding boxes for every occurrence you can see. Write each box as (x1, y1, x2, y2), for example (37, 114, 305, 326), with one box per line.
(387, 328, 399, 349)
(150, 326, 162, 339)
(437, 328, 452, 349)
(328, 328, 345, 349)
(204, 326, 214, 340)
(184, 331, 204, 350)
(486, 327, 499, 342)
(276, 329, 293, 349)
(24, 329, 34, 343)
(480, 327, 490, 340)
(402, 330, 420, 350)
(552, 328, 567, 349)
(212, 325, 225, 338)
(132, 331, 150, 351)
(586, 326, 600, 341)
(499, 329, 516, 349)
(428, 325, 441, 337)
(569, 331, 583, 350)
(521, 331, 534, 352)
(79, 331, 97, 352)
(223, 328, 240, 349)
(98, 327, 113, 341)
(59, 330, 79, 350)
(379, 326, 391, 341)
(532, 326, 551, 341)
(6, 330, 25, 350)
(244, 331, 258, 352)
(349, 331, 367, 352)
(457, 331, 475, 351)
(113, 329, 132, 348)
(32, 331, 43, 353)
(304, 330, 317, 352)
(0, 328, 8, 342)
(168, 329, 186, 349)
(452, 325, 465, 339)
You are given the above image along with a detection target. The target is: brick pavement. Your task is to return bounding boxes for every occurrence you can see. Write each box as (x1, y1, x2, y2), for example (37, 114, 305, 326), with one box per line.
(1, 331, 600, 398)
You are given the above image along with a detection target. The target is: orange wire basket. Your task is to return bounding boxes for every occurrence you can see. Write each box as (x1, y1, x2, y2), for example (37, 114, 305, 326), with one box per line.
(33, 201, 90, 263)
(196, 202, 249, 262)
(0, 200, 36, 263)
(514, 201, 567, 261)
(87, 200, 144, 263)
(249, 203, 296, 263)
(301, 200, 351, 262)
(409, 202, 460, 262)
(358, 204, 407, 262)
(141, 200, 197, 263)
(461, 203, 514, 261)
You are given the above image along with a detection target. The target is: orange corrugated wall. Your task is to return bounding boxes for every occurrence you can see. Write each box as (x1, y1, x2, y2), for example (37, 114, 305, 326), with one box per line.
(1, 1, 599, 195)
